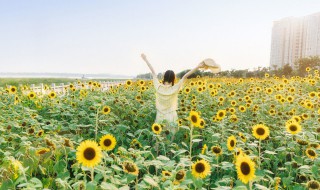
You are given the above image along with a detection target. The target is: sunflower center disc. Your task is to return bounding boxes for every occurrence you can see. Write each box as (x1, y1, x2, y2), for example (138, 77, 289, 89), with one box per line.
(191, 115, 198, 123)
(125, 163, 136, 172)
(309, 182, 319, 189)
(213, 147, 221, 154)
(230, 140, 235, 147)
(290, 125, 297, 131)
(256, 128, 265, 135)
(164, 172, 171, 176)
(308, 150, 316, 156)
(240, 162, 250, 175)
(219, 112, 224, 117)
(176, 171, 184, 180)
(195, 163, 205, 173)
(104, 108, 109, 112)
(154, 126, 159, 131)
(104, 139, 112, 146)
(83, 148, 96, 160)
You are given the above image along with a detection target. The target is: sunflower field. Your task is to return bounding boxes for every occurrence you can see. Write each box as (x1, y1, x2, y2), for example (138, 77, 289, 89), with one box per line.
(0, 73, 320, 190)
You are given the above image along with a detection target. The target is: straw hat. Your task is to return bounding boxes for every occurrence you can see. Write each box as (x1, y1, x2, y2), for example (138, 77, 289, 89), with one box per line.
(201, 58, 221, 73)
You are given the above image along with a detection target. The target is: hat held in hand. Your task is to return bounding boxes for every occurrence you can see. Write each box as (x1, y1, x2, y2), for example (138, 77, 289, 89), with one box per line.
(201, 58, 221, 73)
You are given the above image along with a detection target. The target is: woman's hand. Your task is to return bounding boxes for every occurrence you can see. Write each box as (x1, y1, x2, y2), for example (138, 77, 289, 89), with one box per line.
(141, 53, 148, 62)
(197, 61, 205, 68)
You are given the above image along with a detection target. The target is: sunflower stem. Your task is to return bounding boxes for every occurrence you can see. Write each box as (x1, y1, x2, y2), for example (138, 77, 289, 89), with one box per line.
(258, 139, 261, 169)
(216, 156, 219, 177)
(189, 125, 194, 160)
(95, 108, 99, 141)
(135, 176, 138, 190)
(249, 181, 253, 190)
(91, 167, 94, 182)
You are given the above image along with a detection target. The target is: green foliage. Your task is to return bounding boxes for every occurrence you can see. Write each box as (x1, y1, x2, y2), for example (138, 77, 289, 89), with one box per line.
(0, 77, 319, 189)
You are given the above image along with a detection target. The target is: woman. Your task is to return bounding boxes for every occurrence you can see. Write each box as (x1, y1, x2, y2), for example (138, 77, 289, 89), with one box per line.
(141, 53, 204, 133)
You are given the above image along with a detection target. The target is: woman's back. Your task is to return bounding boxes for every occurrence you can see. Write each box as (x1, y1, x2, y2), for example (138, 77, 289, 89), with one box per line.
(154, 79, 184, 115)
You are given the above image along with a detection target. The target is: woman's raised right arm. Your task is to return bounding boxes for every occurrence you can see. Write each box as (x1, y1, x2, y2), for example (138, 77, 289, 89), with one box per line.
(181, 61, 205, 81)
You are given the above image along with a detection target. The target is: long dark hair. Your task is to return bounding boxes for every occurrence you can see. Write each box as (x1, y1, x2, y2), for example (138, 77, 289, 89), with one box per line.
(163, 70, 175, 86)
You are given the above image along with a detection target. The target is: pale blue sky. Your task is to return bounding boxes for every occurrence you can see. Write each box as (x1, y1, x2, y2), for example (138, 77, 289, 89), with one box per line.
(0, 0, 320, 76)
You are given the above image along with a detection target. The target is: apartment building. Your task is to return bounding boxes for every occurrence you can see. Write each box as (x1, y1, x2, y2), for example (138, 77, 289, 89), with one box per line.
(270, 12, 320, 69)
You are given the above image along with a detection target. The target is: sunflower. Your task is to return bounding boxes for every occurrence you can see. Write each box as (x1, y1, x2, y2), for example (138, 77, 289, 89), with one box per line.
(138, 80, 145, 86)
(191, 159, 211, 178)
(274, 177, 281, 190)
(197, 87, 203, 93)
(231, 100, 237, 106)
(230, 115, 238, 123)
(135, 95, 141, 101)
(218, 96, 224, 102)
(199, 119, 205, 129)
(162, 170, 172, 177)
(239, 106, 246, 112)
(64, 138, 74, 148)
(291, 116, 301, 123)
(265, 88, 273, 94)
(101, 106, 111, 114)
(175, 170, 186, 182)
(152, 123, 162, 135)
(28, 91, 36, 99)
(48, 91, 56, 99)
(234, 148, 244, 157)
(11, 159, 22, 179)
(189, 111, 201, 127)
(306, 148, 317, 160)
(227, 135, 237, 151)
(306, 67, 311, 72)
(122, 161, 139, 175)
(100, 134, 117, 151)
(229, 108, 236, 114)
(201, 144, 207, 154)
(36, 130, 44, 137)
(307, 180, 320, 190)
(286, 121, 302, 135)
(76, 140, 102, 168)
(239, 132, 247, 142)
(125, 80, 132, 86)
(211, 145, 222, 156)
(36, 148, 50, 156)
(184, 87, 191, 94)
(236, 155, 256, 184)
(296, 139, 308, 146)
(130, 139, 142, 149)
(9, 86, 17, 94)
(14, 96, 20, 104)
(252, 124, 270, 140)
(216, 110, 226, 120)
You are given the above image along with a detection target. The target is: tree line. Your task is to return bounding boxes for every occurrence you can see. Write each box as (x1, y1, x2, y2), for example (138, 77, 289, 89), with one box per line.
(136, 56, 320, 79)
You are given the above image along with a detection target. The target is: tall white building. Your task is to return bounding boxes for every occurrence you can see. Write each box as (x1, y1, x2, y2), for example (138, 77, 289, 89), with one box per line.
(270, 12, 320, 69)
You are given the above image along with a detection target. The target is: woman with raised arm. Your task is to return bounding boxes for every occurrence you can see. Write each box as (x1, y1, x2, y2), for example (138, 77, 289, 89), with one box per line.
(141, 53, 204, 133)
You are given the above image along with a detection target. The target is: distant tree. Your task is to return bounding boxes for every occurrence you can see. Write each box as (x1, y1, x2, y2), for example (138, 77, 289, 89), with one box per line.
(136, 73, 152, 79)
(176, 70, 189, 79)
(176, 70, 203, 79)
(295, 56, 320, 76)
(282, 64, 293, 76)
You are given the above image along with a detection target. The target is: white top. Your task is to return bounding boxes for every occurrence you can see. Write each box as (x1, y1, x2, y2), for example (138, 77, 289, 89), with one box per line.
(153, 74, 185, 115)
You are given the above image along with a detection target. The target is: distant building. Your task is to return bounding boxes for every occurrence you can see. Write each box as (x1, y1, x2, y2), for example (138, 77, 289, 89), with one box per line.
(270, 12, 320, 69)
